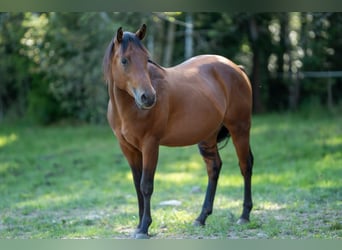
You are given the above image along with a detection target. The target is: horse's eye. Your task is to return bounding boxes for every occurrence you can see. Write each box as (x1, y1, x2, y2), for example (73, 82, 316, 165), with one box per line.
(121, 58, 128, 66)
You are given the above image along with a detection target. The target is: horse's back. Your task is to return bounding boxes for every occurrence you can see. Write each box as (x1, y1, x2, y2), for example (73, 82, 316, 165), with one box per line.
(166, 54, 252, 113)
(171, 54, 240, 72)
(169, 54, 251, 92)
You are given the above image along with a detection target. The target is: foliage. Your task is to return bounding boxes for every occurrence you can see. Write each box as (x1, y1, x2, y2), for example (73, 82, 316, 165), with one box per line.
(0, 114, 341, 238)
(20, 13, 115, 123)
(0, 13, 31, 120)
(1, 12, 342, 124)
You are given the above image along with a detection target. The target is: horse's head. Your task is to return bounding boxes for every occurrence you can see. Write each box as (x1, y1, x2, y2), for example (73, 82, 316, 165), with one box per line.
(104, 24, 156, 110)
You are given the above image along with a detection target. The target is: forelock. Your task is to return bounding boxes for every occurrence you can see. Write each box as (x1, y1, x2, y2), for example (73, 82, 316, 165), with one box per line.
(121, 32, 146, 53)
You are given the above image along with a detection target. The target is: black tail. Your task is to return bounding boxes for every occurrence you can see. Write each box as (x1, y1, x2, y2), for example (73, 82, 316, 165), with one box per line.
(217, 126, 230, 149)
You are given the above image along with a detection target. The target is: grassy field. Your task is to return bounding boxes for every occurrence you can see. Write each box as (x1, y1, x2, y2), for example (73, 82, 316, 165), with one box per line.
(0, 113, 341, 239)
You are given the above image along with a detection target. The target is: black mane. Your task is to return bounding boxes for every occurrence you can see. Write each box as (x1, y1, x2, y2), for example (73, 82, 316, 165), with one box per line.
(103, 38, 114, 84)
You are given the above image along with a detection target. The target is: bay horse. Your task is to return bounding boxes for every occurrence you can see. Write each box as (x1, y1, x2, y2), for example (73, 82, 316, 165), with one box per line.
(103, 24, 254, 239)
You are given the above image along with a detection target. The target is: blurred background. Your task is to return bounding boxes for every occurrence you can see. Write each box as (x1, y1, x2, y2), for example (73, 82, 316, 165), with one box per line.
(1, 12, 341, 125)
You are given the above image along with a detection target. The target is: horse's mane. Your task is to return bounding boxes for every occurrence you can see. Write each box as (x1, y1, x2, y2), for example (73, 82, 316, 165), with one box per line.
(148, 58, 164, 71)
(103, 38, 114, 85)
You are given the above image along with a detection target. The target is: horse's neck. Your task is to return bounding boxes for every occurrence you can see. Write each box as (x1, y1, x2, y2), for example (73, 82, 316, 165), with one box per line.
(112, 85, 133, 109)
(148, 62, 166, 83)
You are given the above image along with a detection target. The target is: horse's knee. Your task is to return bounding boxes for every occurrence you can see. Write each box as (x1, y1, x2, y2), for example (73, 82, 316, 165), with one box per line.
(140, 183, 153, 196)
(140, 180, 153, 197)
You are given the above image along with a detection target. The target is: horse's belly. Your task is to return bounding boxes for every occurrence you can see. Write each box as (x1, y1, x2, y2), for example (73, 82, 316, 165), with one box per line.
(160, 125, 220, 146)
(159, 113, 223, 147)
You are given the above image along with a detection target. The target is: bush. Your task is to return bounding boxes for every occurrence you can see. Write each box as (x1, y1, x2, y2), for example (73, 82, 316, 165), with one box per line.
(27, 75, 62, 124)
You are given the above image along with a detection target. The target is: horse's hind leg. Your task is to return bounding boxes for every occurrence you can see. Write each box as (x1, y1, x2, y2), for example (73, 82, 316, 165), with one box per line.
(228, 124, 254, 224)
(194, 140, 222, 226)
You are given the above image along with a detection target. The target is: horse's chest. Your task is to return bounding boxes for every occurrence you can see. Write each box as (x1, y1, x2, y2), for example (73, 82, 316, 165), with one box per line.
(116, 119, 143, 148)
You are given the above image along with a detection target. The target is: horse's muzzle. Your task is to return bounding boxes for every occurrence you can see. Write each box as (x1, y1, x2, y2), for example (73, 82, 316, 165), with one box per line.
(134, 88, 156, 110)
(140, 92, 156, 108)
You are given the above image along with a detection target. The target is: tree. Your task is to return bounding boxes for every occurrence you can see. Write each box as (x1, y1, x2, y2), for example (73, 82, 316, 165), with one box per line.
(236, 13, 273, 113)
(2, 12, 340, 124)
(0, 13, 32, 121)
(21, 13, 121, 123)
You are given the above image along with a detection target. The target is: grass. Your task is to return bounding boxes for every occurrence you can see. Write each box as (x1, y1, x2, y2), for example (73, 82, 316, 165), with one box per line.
(0, 113, 341, 239)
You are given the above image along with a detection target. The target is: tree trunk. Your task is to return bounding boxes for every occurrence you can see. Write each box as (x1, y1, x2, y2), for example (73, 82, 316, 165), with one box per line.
(278, 13, 289, 74)
(184, 13, 193, 60)
(163, 21, 176, 67)
(327, 79, 334, 111)
(288, 76, 300, 110)
(251, 48, 264, 113)
(152, 20, 164, 63)
(147, 28, 155, 59)
(248, 16, 264, 113)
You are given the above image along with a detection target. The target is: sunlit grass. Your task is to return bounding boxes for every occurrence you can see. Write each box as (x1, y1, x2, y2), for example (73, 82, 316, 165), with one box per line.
(15, 193, 79, 210)
(155, 172, 196, 184)
(0, 113, 341, 239)
(0, 133, 18, 148)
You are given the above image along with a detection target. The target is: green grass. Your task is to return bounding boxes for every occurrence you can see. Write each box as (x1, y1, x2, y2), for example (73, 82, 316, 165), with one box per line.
(0, 113, 341, 239)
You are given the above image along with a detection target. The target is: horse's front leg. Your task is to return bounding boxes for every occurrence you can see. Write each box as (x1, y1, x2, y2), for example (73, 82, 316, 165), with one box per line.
(119, 142, 144, 233)
(134, 138, 159, 239)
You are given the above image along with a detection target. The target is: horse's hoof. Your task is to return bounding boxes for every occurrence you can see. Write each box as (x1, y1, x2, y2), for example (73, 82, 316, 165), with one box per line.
(135, 233, 149, 239)
(132, 229, 149, 239)
(237, 218, 249, 225)
(193, 220, 204, 227)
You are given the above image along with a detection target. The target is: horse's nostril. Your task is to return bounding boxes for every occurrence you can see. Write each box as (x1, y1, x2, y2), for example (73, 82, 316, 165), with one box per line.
(141, 93, 147, 103)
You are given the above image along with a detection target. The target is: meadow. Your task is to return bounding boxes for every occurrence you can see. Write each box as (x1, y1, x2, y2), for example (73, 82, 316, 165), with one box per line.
(0, 113, 341, 239)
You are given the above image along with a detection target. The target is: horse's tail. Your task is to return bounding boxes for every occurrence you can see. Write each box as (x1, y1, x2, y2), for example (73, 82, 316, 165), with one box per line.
(217, 125, 230, 149)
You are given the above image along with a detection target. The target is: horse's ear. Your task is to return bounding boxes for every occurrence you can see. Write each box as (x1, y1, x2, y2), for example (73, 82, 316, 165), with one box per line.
(116, 27, 123, 43)
(135, 24, 146, 40)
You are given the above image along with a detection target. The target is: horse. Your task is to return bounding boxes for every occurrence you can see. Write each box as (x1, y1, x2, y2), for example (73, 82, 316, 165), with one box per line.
(103, 24, 254, 239)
